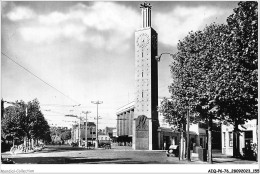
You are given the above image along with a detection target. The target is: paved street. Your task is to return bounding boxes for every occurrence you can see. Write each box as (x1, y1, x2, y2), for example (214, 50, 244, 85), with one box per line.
(1, 145, 257, 164)
(2, 145, 182, 164)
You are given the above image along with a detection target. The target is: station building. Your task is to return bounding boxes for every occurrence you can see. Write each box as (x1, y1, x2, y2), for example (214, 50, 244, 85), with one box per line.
(116, 99, 222, 150)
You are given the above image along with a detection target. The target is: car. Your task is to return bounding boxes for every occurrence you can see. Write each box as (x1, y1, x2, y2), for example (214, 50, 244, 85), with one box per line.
(166, 145, 179, 157)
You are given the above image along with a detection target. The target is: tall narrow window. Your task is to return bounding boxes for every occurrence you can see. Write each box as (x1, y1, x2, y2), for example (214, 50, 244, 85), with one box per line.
(229, 132, 233, 147)
(142, 91, 143, 98)
(142, 51, 143, 57)
(223, 132, 226, 147)
(142, 72, 143, 77)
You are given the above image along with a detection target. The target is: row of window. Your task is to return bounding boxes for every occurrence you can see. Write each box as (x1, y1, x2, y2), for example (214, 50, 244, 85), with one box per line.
(223, 131, 253, 147)
(99, 137, 110, 140)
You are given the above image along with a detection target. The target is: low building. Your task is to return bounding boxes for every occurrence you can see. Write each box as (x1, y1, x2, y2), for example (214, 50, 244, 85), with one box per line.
(104, 127, 116, 138)
(71, 122, 96, 144)
(221, 119, 257, 156)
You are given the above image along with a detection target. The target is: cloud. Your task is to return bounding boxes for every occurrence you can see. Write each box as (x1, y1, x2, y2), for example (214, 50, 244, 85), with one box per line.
(154, 6, 225, 46)
(6, 6, 35, 21)
(13, 2, 138, 52)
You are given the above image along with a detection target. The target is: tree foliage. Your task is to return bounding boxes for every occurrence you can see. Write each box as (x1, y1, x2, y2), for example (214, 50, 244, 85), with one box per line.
(159, 1, 258, 160)
(158, 98, 186, 131)
(1, 99, 51, 143)
(60, 130, 71, 141)
(1, 101, 27, 140)
(218, 1, 258, 126)
(168, 23, 230, 123)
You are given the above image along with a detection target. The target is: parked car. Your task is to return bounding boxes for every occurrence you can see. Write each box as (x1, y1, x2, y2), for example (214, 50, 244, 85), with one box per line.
(166, 145, 179, 157)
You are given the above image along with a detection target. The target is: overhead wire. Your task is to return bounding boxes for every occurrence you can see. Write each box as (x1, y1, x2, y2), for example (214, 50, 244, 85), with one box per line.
(1, 52, 80, 105)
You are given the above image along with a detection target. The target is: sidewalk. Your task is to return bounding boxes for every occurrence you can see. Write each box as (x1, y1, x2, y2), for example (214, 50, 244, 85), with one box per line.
(190, 150, 258, 164)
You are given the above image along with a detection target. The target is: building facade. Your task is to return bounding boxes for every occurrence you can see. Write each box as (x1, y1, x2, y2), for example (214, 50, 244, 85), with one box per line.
(221, 119, 257, 156)
(116, 100, 222, 150)
(116, 102, 134, 144)
(133, 2, 159, 150)
(71, 121, 96, 144)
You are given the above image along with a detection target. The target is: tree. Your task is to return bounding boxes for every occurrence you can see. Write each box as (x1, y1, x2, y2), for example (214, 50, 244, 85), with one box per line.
(1, 99, 4, 118)
(158, 98, 187, 159)
(60, 131, 71, 142)
(218, 1, 258, 157)
(1, 101, 27, 146)
(1, 99, 51, 147)
(27, 99, 49, 143)
(163, 23, 230, 163)
(159, 1, 257, 162)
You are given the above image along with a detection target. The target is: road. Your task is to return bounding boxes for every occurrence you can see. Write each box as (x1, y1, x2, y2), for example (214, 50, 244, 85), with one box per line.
(1, 145, 184, 164)
(2, 145, 257, 164)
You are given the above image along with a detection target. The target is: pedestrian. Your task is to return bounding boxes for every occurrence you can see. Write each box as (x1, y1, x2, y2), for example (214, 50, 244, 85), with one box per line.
(163, 142, 166, 150)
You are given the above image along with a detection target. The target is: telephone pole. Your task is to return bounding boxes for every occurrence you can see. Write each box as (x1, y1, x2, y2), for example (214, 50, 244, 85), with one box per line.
(91, 100, 103, 148)
(82, 111, 91, 148)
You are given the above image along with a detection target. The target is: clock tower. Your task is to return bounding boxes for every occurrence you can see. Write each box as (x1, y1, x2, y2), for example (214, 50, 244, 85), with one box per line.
(133, 2, 159, 150)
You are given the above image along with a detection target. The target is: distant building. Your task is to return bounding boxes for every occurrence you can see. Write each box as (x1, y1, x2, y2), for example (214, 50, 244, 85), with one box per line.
(116, 101, 134, 144)
(50, 126, 72, 144)
(98, 135, 112, 141)
(71, 122, 96, 143)
(104, 127, 116, 138)
(112, 129, 117, 137)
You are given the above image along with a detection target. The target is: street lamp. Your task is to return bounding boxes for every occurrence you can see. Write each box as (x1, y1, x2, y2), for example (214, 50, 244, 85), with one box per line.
(155, 53, 177, 62)
(91, 100, 103, 148)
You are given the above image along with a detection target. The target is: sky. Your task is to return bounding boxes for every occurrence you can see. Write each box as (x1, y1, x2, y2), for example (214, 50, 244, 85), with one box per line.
(1, 1, 239, 129)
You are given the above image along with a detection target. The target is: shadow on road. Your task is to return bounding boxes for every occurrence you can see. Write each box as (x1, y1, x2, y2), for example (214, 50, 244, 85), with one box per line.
(37, 145, 94, 154)
(6, 156, 157, 164)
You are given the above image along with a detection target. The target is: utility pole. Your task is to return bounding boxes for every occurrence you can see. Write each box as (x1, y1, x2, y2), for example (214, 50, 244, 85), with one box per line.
(78, 117, 81, 147)
(82, 111, 91, 149)
(25, 107, 28, 148)
(91, 100, 103, 148)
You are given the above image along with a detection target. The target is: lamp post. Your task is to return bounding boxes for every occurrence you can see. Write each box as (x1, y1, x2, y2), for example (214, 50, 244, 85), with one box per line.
(91, 100, 103, 148)
(155, 53, 177, 62)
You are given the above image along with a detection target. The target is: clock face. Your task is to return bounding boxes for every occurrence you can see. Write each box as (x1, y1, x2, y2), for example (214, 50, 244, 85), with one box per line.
(137, 33, 150, 48)
(152, 35, 157, 49)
